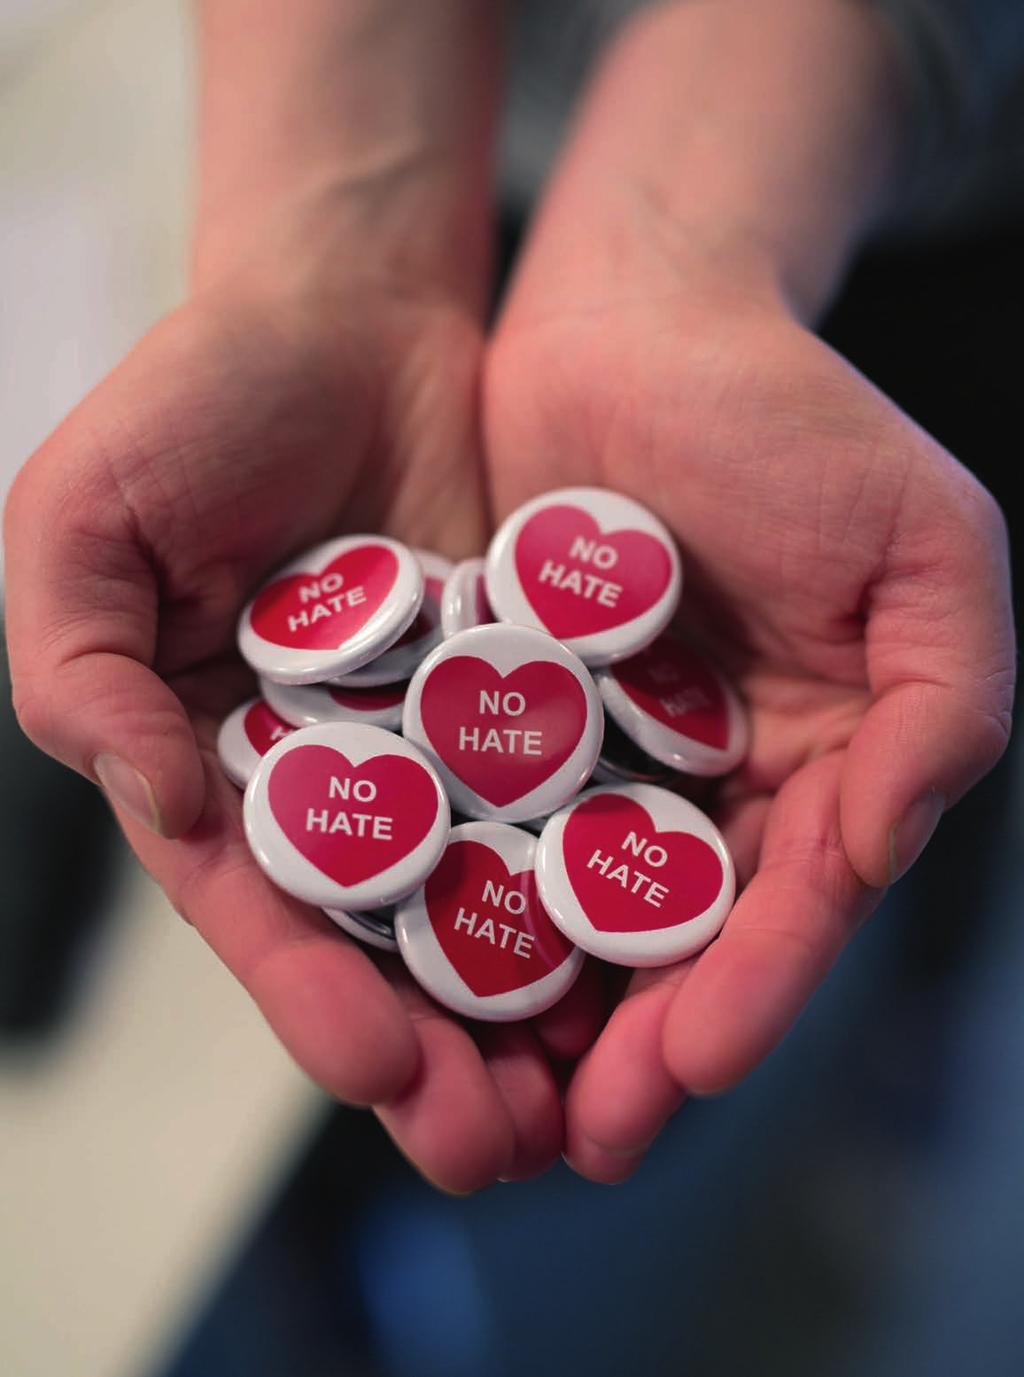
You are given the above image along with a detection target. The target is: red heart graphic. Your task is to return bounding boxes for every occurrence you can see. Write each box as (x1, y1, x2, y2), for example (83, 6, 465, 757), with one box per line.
(612, 635, 728, 749)
(328, 683, 407, 711)
(250, 545, 398, 650)
(268, 745, 436, 886)
(425, 840, 575, 996)
(419, 656, 587, 806)
(244, 701, 294, 755)
(563, 794, 723, 933)
(514, 505, 672, 638)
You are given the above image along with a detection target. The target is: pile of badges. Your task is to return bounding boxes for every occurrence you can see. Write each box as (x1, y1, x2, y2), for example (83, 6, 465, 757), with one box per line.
(220, 488, 747, 1022)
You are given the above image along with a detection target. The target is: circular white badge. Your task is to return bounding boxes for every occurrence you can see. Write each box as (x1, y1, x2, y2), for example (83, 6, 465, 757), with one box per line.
(402, 624, 603, 823)
(394, 822, 583, 1022)
(535, 783, 735, 967)
(244, 722, 450, 910)
(596, 630, 748, 777)
(331, 549, 451, 688)
(324, 905, 399, 953)
(485, 487, 682, 666)
(591, 713, 675, 786)
(217, 697, 295, 788)
(440, 557, 494, 637)
(261, 677, 405, 732)
(237, 535, 424, 685)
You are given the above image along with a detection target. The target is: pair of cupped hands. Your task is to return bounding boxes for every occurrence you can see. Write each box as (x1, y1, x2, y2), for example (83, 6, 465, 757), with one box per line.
(3, 169, 1013, 1192)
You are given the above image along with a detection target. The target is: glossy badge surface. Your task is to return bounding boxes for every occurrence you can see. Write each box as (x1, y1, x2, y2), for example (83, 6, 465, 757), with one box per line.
(324, 905, 399, 953)
(596, 630, 748, 776)
(332, 549, 451, 687)
(217, 697, 295, 788)
(535, 783, 735, 967)
(402, 624, 603, 823)
(440, 557, 494, 637)
(244, 722, 449, 910)
(261, 677, 405, 732)
(395, 822, 583, 1021)
(485, 487, 682, 665)
(238, 535, 423, 685)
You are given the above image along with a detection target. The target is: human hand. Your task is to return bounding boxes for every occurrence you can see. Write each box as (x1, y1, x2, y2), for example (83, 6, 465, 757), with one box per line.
(4, 0, 606, 1194)
(2, 197, 606, 1189)
(483, 1, 1016, 1181)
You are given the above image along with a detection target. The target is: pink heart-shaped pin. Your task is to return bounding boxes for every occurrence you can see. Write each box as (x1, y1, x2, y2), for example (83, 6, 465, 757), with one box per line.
(514, 505, 671, 638)
(563, 793, 723, 932)
(425, 840, 575, 996)
(250, 545, 398, 650)
(419, 656, 587, 806)
(243, 701, 294, 754)
(613, 636, 729, 749)
(268, 744, 436, 885)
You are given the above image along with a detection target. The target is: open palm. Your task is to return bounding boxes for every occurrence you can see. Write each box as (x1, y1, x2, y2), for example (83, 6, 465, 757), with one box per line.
(4, 263, 606, 1191)
(485, 280, 1014, 1181)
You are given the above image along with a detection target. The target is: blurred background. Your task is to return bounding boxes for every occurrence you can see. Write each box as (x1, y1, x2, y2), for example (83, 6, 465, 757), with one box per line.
(1, 3, 1022, 1376)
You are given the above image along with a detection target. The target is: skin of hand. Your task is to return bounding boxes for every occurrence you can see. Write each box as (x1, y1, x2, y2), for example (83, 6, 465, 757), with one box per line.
(2, 0, 606, 1194)
(2, 0, 1014, 1197)
(483, 0, 1016, 1182)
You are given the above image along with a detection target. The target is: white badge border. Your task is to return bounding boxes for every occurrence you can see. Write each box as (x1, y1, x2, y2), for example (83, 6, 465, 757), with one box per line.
(217, 696, 294, 789)
(484, 487, 682, 666)
(535, 783, 735, 967)
(244, 722, 450, 911)
(402, 624, 604, 824)
(324, 905, 399, 953)
(238, 535, 424, 685)
(440, 557, 493, 638)
(331, 549, 452, 688)
(260, 676, 405, 731)
(394, 821, 583, 1022)
(596, 635, 748, 777)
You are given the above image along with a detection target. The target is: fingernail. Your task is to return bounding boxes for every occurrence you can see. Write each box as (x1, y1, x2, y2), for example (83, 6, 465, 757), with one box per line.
(93, 753, 163, 835)
(581, 1132, 654, 1162)
(888, 789, 945, 884)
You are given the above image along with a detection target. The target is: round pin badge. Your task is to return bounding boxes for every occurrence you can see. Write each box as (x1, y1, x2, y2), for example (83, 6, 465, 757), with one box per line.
(324, 905, 399, 953)
(217, 697, 295, 788)
(394, 822, 583, 1022)
(535, 783, 735, 967)
(402, 624, 604, 823)
(595, 630, 748, 776)
(485, 487, 682, 665)
(260, 677, 406, 732)
(590, 713, 675, 786)
(332, 550, 451, 688)
(244, 722, 450, 910)
(440, 557, 494, 637)
(237, 535, 424, 685)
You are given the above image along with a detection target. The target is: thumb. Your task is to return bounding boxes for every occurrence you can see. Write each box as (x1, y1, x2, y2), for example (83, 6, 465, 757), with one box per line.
(3, 458, 206, 840)
(841, 463, 1015, 887)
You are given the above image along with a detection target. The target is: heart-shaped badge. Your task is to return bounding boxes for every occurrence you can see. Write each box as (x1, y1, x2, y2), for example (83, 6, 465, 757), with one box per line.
(244, 700, 295, 755)
(418, 655, 587, 807)
(612, 636, 729, 749)
(562, 792, 723, 933)
(394, 821, 583, 1020)
(250, 544, 398, 651)
(267, 743, 437, 886)
(514, 505, 672, 639)
(424, 839, 575, 997)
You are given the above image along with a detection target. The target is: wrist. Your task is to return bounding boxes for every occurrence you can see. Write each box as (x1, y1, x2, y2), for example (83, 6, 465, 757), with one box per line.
(190, 152, 493, 312)
(529, 0, 911, 324)
(191, 0, 501, 312)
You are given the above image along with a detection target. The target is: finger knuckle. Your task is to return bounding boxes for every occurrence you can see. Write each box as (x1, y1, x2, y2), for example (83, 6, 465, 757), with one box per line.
(10, 681, 56, 754)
